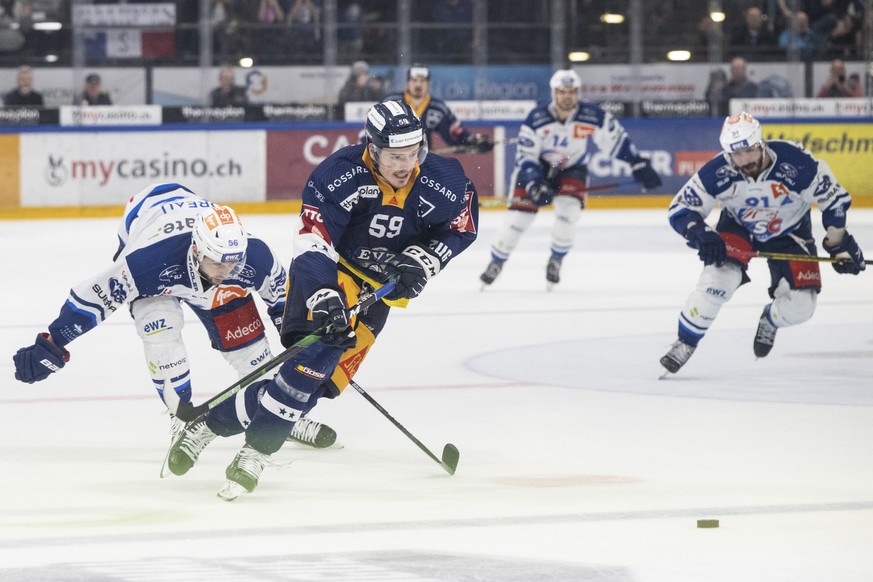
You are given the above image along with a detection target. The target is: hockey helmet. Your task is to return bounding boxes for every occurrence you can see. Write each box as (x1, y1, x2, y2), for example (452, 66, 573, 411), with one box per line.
(365, 99, 428, 164)
(549, 69, 582, 92)
(191, 205, 248, 269)
(407, 64, 431, 80)
(719, 112, 764, 153)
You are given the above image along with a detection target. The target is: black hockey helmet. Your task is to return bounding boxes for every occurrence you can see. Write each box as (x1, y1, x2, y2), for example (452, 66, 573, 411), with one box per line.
(365, 99, 428, 164)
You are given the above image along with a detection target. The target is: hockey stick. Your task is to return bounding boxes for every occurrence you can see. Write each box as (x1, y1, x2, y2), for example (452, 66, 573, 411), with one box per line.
(348, 379, 460, 476)
(432, 137, 519, 155)
(740, 250, 872, 266)
(166, 281, 396, 423)
(479, 179, 640, 208)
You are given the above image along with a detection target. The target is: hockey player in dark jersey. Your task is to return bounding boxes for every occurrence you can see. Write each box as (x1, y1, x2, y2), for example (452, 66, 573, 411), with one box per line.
(12, 184, 336, 448)
(478, 69, 662, 290)
(659, 112, 866, 376)
(167, 99, 479, 500)
(384, 64, 493, 153)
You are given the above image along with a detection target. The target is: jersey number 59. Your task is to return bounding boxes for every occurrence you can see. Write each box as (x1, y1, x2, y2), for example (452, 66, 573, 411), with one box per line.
(369, 214, 403, 238)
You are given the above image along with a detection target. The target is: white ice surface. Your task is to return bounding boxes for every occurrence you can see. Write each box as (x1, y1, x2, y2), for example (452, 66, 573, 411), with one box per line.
(1, 208, 872, 581)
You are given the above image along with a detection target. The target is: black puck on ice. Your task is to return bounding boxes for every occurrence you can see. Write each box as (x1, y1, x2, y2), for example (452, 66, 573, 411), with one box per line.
(697, 519, 719, 528)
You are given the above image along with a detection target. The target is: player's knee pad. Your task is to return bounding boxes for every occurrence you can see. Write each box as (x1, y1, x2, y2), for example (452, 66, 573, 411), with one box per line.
(770, 279, 817, 326)
(551, 195, 583, 253)
(679, 264, 743, 339)
(695, 263, 743, 304)
(132, 297, 190, 399)
(492, 210, 537, 258)
(220, 336, 273, 377)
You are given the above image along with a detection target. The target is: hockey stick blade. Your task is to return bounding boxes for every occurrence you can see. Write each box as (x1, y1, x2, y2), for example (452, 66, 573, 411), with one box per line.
(441, 443, 460, 475)
(350, 379, 458, 475)
(171, 281, 396, 423)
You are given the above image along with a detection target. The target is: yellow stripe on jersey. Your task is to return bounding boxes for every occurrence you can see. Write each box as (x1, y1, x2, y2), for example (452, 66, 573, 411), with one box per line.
(361, 147, 420, 209)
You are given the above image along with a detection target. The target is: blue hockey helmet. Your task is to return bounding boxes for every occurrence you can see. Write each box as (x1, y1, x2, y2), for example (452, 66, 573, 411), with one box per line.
(365, 99, 428, 164)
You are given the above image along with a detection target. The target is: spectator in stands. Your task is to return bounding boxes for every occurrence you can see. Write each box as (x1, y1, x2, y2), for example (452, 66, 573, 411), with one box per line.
(816, 58, 863, 97)
(430, 0, 473, 60)
(3, 65, 44, 107)
(778, 10, 822, 61)
(287, 0, 321, 55)
(76, 73, 113, 106)
(729, 6, 776, 55)
(209, 66, 249, 107)
(257, 0, 286, 58)
(823, 11, 861, 57)
(722, 57, 758, 110)
(704, 68, 728, 117)
(338, 1, 364, 59)
(337, 60, 383, 112)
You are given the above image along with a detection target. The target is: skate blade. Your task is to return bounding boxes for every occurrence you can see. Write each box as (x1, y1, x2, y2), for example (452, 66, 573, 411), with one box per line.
(217, 480, 249, 502)
(658, 367, 673, 380)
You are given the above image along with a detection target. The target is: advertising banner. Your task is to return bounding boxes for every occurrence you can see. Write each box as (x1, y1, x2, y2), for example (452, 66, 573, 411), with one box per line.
(20, 130, 266, 206)
(265, 128, 495, 201)
(59, 105, 162, 126)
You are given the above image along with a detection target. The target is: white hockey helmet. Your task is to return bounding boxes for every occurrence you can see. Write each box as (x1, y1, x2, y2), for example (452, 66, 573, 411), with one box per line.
(719, 112, 764, 153)
(549, 69, 582, 92)
(191, 205, 248, 267)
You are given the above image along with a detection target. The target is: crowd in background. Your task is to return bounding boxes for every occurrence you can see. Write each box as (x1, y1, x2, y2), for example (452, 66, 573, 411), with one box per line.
(0, 0, 870, 110)
(0, 1, 868, 65)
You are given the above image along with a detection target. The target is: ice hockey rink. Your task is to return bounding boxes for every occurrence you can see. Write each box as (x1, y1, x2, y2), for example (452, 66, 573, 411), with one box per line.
(1, 206, 872, 582)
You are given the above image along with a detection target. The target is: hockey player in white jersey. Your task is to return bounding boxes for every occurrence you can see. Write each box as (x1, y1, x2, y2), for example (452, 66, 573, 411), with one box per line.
(479, 68, 661, 290)
(660, 112, 866, 376)
(12, 183, 335, 448)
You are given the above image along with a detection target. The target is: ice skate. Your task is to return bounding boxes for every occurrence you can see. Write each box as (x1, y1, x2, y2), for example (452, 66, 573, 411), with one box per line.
(218, 445, 271, 501)
(479, 259, 504, 289)
(168, 413, 185, 443)
(286, 416, 337, 448)
(753, 305, 778, 358)
(659, 339, 696, 378)
(546, 255, 563, 291)
(164, 415, 218, 477)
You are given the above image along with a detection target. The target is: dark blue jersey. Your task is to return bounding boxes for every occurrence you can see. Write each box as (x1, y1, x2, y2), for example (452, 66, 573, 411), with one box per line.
(291, 143, 478, 302)
(384, 91, 473, 148)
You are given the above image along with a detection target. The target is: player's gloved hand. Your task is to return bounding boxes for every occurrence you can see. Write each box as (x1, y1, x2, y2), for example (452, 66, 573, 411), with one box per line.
(685, 222, 727, 267)
(823, 232, 866, 275)
(468, 133, 494, 153)
(631, 159, 662, 190)
(525, 179, 555, 206)
(13, 332, 70, 384)
(307, 287, 356, 348)
(383, 245, 441, 300)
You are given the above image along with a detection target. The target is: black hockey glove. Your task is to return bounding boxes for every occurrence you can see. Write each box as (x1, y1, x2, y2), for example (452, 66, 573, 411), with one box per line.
(685, 222, 726, 267)
(468, 133, 494, 153)
(525, 179, 555, 206)
(823, 232, 866, 275)
(631, 159, 662, 190)
(13, 332, 70, 384)
(383, 245, 441, 300)
(307, 287, 356, 349)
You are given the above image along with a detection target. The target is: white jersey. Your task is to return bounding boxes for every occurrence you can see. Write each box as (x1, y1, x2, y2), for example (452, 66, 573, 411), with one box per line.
(515, 99, 639, 182)
(48, 183, 287, 348)
(668, 140, 851, 242)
